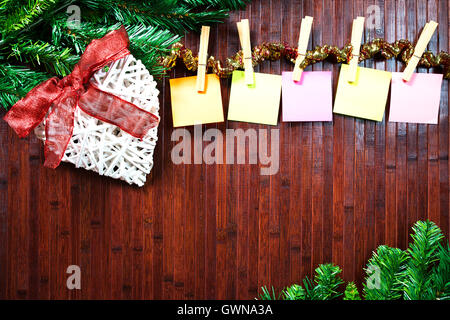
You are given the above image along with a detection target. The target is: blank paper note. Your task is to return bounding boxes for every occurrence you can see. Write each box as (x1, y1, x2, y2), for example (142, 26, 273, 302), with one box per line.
(282, 71, 333, 122)
(389, 72, 443, 124)
(333, 64, 392, 122)
(170, 74, 224, 127)
(227, 71, 282, 126)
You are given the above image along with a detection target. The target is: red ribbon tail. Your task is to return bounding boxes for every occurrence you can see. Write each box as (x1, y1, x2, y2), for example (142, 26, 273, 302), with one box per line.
(3, 78, 61, 138)
(43, 87, 78, 169)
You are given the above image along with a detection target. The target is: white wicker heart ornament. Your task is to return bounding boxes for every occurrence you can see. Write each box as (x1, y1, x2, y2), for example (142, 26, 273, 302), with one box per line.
(34, 54, 160, 187)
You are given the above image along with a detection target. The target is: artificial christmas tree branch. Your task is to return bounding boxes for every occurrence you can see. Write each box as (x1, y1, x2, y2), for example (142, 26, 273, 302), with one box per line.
(181, 0, 251, 10)
(0, 64, 50, 107)
(79, 0, 250, 34)
(363, 246, 408, 300)
(403, 221, 445, 300)
(9, 39, 78, 77)
(0, 0, 248, 110)
(257, 221, 450, 301)
(1, 0, 60, 34)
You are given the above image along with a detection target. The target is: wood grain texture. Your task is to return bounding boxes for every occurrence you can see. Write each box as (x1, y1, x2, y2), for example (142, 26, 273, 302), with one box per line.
(0, 0, 449, 299)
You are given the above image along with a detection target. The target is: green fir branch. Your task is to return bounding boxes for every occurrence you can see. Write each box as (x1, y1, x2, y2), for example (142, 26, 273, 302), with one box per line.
(51, 18, 90, 54)
(282, 284, 306, 300)
(311, 264, 344, 300)
(108, 7, 228, 35)
(51, 20, 180, 76)
(127, 24, 181, 76)
(296, 264, 344, 300)
(9, 39, 78, 76)
(51, 18, 120, 54)
(79, 0, 230, 34)
(1, 0, 60, 34)
(258, 264, 344, 301)
(0, 0, 12, 12)
(344, 282, 361, 300)
(403, 220, 444, 300)
(181, 0, 251, 10)
(0, 64, 50, 109)
(431, 243, 450, 300)
(257, 286, 280, 300)
(363, 245, 408, 300)
(256, 221, 449, 301)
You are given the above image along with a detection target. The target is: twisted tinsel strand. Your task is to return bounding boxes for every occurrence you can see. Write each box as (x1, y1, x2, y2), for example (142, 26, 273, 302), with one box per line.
(160, 39, 450, 79)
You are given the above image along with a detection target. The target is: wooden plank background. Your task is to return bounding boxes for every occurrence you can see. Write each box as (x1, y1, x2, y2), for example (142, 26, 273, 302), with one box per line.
(0, 0, 449, 300)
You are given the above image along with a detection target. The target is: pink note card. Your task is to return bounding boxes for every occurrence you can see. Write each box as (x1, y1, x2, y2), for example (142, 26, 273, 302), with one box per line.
(282, 71, 333, 122)
(389, 72, 443, 124)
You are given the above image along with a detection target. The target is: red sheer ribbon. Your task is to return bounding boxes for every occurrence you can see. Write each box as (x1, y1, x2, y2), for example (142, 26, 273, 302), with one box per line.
(3, 27, 159, 168)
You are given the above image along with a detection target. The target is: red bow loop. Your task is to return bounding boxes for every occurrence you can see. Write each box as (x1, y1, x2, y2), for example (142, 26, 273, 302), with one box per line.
(3, 27, 159, 169)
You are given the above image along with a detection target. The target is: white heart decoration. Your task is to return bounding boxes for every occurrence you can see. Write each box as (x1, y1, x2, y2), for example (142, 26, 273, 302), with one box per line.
(35, 54, 160, 187)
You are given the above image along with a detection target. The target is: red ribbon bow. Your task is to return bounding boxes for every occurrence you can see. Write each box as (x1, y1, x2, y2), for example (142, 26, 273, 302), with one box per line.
(3, 27, 159, 168)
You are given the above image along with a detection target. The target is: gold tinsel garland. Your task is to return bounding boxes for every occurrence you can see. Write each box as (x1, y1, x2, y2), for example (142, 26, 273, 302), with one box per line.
(160, 39, 450, 79)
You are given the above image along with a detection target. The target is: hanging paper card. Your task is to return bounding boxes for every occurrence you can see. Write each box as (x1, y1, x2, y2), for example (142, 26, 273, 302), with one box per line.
(389, 72, 443, 124)
(333, 64, 392, 122)
(227, 71, 282, 125)
(282, 71, 333, 122)
(170, 74, 224, 127)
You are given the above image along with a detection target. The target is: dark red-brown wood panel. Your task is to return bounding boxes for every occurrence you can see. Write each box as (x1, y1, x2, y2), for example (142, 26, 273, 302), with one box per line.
(0, 0, 449, 299)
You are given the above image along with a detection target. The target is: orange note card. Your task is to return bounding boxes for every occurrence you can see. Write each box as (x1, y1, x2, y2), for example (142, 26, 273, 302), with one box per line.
(170, 74, 224, 127)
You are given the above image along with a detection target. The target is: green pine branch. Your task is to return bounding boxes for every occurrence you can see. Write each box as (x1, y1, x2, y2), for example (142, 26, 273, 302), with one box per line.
(181, 0, 251, 10)
(432, 243, 450, 300)
(0, 0, 13, 11)
(344, 282, 361, 300)
(282, 284, 306, 300)
(0, 64, 50, 109)
(51, 18, 90, 54)
(51, 20, 181, 76)
(108, 6, 228, 35)
(311, 264, 344, 300)
(258, 264, 343, 300)
(363, 245, 408, 300)
(403, 220, 444, 300)
(127, 24, 181, 77)
(79, 0, 230, 34)
(1, 0, 59, 34)
(296, 264, 344, 300)
(9, 39, 78, 77)
(257, 221, 449, 301)
(257, 286, 280, 300)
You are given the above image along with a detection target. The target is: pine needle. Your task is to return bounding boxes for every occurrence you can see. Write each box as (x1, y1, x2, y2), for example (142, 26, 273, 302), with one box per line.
(181, 0, 251, 10)
(403, 220, 445, 300)
(1, 0, 59, 34)
(9, 39, 78, 76)
(363, 245, 408, 300)
(0, 64, 50, 109)
(79, 0, 231, 34)
(344, 282, 361, 300)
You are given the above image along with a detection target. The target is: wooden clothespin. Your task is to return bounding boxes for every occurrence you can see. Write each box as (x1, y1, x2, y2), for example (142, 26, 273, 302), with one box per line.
(348, 16, 365, 83)
(237, 19, 254, 85)
(402, 21, 438, 81)
(196, 26, 210, 92)
(293, 16, 314, 82)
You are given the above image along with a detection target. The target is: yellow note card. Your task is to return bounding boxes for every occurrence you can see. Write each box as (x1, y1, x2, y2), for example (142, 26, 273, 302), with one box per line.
(170, 74, 224, 127)
(333, 64, 392, 122)
(228, 71, 282, 126)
